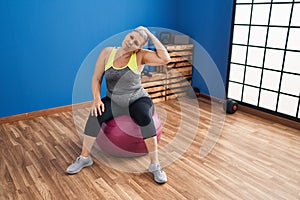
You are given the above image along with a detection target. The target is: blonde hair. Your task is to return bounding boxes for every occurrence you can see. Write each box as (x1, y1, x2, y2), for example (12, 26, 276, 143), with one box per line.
(133, 29, 149, 47)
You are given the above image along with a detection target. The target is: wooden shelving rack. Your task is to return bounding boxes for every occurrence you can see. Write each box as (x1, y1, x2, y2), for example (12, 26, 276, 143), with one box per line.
(141, 43, 194, 103)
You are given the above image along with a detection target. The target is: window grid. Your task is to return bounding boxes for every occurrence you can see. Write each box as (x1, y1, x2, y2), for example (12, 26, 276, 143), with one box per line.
(275, 0, 295, 112)
(229, 80, 299, 98)
(231, 43, 300, 53)
(236, 1, 300, 5)
(240, 0, 254, 102)
(257, 0, 273, 107)
(227, 0, 300, 121)
(297, 94, 300, 117)
(230, 62, 300, 76)
(234, 24, 300, 28)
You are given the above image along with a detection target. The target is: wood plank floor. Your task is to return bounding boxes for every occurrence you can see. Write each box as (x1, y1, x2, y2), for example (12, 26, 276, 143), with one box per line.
(0, 97, 299, 200)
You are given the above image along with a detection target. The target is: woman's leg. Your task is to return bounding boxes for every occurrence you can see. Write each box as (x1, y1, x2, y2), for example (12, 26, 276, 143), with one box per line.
(129, 97, 158, 164)
(67, 97, 118, 174)
(143, 136, 158, 164)
(129, 97, 167, 183)
(81, 135, 98, 157)
(81, 96, 118, 156)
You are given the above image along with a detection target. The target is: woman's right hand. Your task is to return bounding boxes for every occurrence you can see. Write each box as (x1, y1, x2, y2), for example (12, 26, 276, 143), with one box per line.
(90, 98, 105, 117)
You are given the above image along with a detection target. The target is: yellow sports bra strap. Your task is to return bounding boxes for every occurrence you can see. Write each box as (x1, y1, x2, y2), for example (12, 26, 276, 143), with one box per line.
(104, 48, 117, 71)
(127, 52, 140, 74)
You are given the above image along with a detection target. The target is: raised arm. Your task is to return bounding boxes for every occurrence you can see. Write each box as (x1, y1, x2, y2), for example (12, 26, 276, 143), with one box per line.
(137, 27, 171, 66)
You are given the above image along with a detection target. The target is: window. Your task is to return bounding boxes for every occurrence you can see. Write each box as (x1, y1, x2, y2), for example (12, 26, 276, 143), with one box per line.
(227, 0, 300, 120)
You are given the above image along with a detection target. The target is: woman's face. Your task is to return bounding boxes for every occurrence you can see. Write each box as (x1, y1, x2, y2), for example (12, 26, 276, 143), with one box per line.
(122, 30, 146, 52)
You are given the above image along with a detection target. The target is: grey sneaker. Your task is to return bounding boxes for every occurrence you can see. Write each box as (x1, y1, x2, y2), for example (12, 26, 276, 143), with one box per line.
(66, 155, 93, 174)
(148, 163, 167, 184)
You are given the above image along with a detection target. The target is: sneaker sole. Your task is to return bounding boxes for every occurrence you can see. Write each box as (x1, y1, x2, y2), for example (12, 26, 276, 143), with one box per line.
(66, 161, 93, 174)
(154, 178, 167, 184)
(149, 171, 167, 184)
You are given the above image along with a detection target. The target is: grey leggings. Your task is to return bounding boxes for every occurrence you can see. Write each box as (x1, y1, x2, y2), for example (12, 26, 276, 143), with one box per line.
(84, 96, 156, 139)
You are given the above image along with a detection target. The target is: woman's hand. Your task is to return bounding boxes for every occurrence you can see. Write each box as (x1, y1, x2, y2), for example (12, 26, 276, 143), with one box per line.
(136, 26, 150, 35)
(90, 98, 105, 117)
(136, 26, 171, 66)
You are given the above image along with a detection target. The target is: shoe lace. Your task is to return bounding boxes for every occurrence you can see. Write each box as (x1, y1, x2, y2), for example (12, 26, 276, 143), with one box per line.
(158, 167, 164, 173)
(152, 164, 164, 173)
(74, 156, 81, 164)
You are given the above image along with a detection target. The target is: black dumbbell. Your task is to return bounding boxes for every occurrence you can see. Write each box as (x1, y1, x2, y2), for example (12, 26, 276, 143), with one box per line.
(223, 99, 238, 114)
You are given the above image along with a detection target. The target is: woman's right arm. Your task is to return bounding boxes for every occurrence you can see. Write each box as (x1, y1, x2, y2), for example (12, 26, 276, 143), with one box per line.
(90, 47, 111, 117)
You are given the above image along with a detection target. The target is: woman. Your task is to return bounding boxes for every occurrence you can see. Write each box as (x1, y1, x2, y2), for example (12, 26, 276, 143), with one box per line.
(66, 26, 171, 184)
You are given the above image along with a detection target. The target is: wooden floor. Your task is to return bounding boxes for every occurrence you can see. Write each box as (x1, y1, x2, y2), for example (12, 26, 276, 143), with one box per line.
(0, 97, 299, 200)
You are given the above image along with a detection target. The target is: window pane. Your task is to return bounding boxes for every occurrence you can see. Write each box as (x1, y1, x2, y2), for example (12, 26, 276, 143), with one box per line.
(264, 49, 284, 71)
(243, 86, 259, 105)
(245, 67, 262, 87)
(231, 45, 247, 64)
(253, 0, 272, 2)
(228, 82, 243, 101)
(229, 64, 245, 83)
(284, 51, 300, 74)
(246, 47, 265, 67)
(277, 94, 298, 117)
(233, 25, 249, 44)
(229, 2, 300, 120)
(261, 70, 281, 91)
(270, 4, 292, 26)
(235, 5, 252, 24)
(272, 0, 293, 2)
(236, 0, 252, 3)
(252, 4, 271, 25)
(287, 28, 300, 51)
(291, 3, 300, 26)
(249, 26, 268, 46)
(259, 89, 278, 111)
(267, 27, 288, 49)
(280, 73, 300, 96)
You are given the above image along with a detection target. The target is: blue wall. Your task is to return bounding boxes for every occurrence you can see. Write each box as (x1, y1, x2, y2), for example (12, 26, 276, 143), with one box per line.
(0, 0, 234, 118)
(0, 0, 177, 117)
(176, 0, 234, 99)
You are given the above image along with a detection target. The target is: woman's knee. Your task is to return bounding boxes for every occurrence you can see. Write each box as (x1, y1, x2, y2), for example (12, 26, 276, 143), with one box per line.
(130, 110, 152, 126)
(129, 98, 154, 126)
(84, 97, 113, 137)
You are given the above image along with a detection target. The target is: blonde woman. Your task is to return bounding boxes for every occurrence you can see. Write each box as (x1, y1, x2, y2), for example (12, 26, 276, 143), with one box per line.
(66, 26, 170, 183)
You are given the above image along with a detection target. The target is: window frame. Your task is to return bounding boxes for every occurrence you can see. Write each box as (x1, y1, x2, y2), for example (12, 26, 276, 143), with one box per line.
(226, 0, 300, 122)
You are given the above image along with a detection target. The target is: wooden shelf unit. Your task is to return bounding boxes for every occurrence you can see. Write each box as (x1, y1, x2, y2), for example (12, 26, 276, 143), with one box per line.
(141, 72, 166, 103)
(141, 43, 194, 103)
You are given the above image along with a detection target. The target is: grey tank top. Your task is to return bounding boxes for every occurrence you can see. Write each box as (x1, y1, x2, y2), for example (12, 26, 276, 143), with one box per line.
(104, 47, 150, 107)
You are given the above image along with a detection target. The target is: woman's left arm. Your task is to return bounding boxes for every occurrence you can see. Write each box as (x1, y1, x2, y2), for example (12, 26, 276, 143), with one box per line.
(138, 27, 171, 66)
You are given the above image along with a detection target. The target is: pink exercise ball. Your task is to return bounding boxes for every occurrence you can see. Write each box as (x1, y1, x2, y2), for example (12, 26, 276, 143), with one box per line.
(96, 111, 163, 157)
